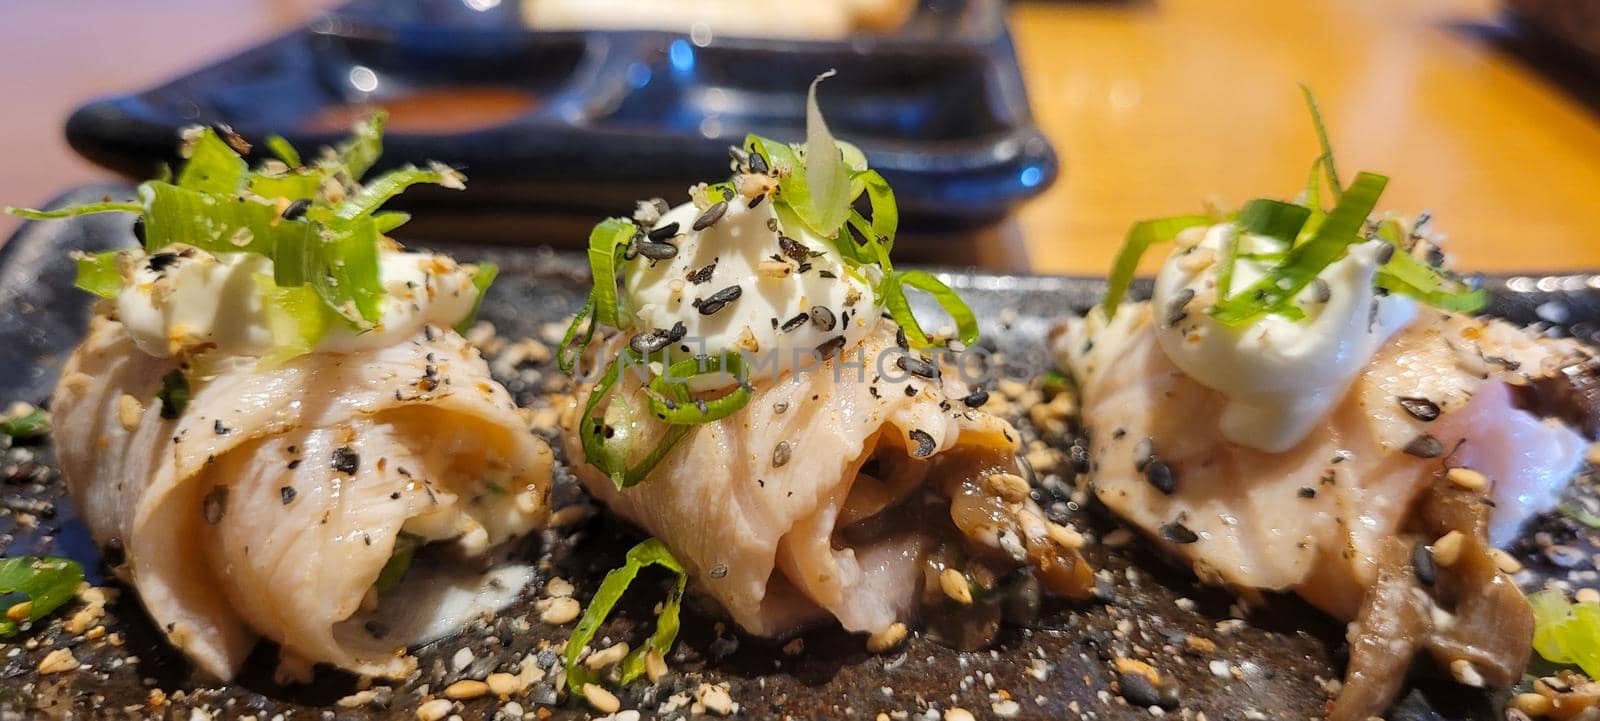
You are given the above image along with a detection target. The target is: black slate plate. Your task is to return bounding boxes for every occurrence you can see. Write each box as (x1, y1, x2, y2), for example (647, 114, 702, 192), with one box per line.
(3, 185, 1599, 720)
(62, 0, 1055, 248)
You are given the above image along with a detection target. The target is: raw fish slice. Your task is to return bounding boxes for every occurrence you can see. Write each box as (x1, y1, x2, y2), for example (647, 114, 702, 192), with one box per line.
(53, 317, 553, 679)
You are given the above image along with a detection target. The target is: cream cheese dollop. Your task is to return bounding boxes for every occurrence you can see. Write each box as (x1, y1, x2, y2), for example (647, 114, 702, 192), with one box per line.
(622, 196, 881, 388)
(1151, 223, 1417, 452)
(116, 246, 482, 359)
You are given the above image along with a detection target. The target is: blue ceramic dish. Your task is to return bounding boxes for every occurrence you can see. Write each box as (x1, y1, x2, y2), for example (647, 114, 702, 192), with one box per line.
(63, 0, 1057, 246)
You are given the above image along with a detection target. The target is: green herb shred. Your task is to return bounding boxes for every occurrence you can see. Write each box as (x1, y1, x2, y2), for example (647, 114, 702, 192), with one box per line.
(1100, 86, 1486, 322)
(0, 556, 85, 638)
(5, 114, 484, 362)
(564, 538, 688, 691)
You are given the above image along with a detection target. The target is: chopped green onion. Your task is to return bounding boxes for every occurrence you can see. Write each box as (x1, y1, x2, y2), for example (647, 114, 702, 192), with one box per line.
(564, 538, 688, 692)
(587, 218, 639, 330)
(647, 353, 752, 424)
(1237, 198, 1311, 243)
(0, 556, 84, 638)
(1101, 215, 1212, 318)
(311, 218, 385, 325)
(1209, 172, 1388, 326)
(265, 134, 301, 167)
(335, 112, 387, 183)
(454, 262, 500, 335)
(73, 250, 123, 299)
(1299, 83, 1342, 200)
(5, 200, 143, 220)
(558, 291, 598, 376)
(157, 369, 190, 419)
(1530, 589, 1600, 678)
(885, 270, 980, 349)
(799, 70, 852, 238)
(334, 164, 462, 222)
(177, 129, 248, 194)
(254, 274, 334, 367)
(372, 211, 411, 234)
(375, 532, 424, 594)
(579, 352, 694, 489)
(138, 181, 309, 257)
(1561, 504, 1600, 529)
(0, 409, 49, 439)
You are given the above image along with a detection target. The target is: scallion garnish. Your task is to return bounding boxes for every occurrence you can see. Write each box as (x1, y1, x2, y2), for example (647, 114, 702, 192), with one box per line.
(884, 271, 980, 349)
(0, 556, 84, 638)
(0, 408, 49, 439)
(646, 353, 752, 424)
(1101, 215, 1211, 318)
(454, 262, 500, 335)
(375, 532, 424, 594)
(5, 113, 483, 361)
(1210, 172, 1389, 326)
(1530, 589, 1600, 678)
(73, 250, 123, 299)
(564, 538, 688, 691)
(1100, 86, 1486, 322)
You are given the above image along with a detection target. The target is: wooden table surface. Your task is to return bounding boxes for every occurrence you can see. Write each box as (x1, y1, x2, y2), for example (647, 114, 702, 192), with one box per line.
(3, 0, 1598, 275)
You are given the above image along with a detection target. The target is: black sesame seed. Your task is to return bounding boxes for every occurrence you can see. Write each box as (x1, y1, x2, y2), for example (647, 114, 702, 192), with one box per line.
(287, 459, 301, 470)
(895, 327, 909, 350)
(698, 285, 742, 315)
(1374, 242, 1396, 265)
(781, 313, 809, 332)
(749, 151, 769, 174)
(1297, 486, 1316, 499)
(773, 401, 789, 414)
(281, 198, 312, 221)
(1311, 278, 1332, 303)
(667, 321, 687, 342)
(816, 335, 847, 358)
(1412, 540, 1437, 586)
(693, 201, 728, 230)
(1164, 288, 1196, 328)
(638, 241, 679, 260)
(132, 216, 147, 245)
(1145, 459, 1177, 495)
(146, 251, 178, 273)
(772, 441, 792, 468)
(650, 198, 671, 216)
(747, 194, 765, 209)
(365, 620, 389, 639)
(904, 385, 917, 397)
(809, 305, 837, 331)
(1403, 434, 1444, 458)
(1398, 396, 1440, 422)
(818, 270, 837, 279)
(897, 355, 937, 379)
(213, 419, 230, 435)
(630, 330, 672, 355)
(963, 389, 989, 408)
(908, 429, 936, 458)
(647, 222, 680, 242)
(710, 564, 729, 579)
(280, 486, 297, 505)
(331, 446, 360, 475)
(1160, 521, 1198, 544)
(688, 262, 716, 284)
(778, 236, 809, 263)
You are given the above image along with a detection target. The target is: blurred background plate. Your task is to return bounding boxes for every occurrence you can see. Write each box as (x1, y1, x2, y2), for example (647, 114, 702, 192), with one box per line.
(61, 0, 1056, 253)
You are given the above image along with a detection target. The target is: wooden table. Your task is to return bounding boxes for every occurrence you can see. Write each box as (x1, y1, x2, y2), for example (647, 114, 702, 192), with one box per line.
(3, 0, 1598, 275)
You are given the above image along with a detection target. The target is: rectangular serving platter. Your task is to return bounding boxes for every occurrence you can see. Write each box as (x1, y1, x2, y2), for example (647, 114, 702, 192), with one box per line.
(61, 0, 1055, 249)
(3, 184, 1598, 720)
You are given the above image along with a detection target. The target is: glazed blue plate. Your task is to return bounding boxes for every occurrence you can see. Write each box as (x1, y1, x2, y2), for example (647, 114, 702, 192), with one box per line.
(62, 0, 1056, 246)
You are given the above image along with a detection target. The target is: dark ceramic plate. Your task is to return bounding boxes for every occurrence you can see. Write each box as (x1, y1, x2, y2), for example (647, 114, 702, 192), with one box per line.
(3, 185, 1598, 720)
(61, 0, 1055, 248)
